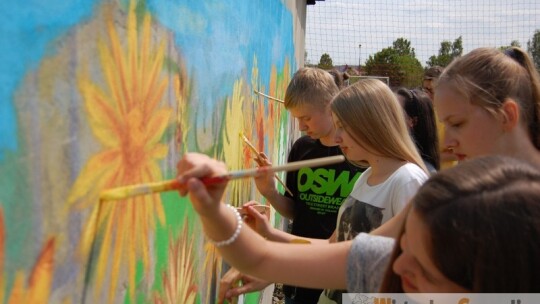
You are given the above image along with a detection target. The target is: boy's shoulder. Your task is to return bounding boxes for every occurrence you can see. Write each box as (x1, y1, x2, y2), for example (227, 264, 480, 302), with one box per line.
(288, 135, 347, 163)
(290, 135, 322, 152)
(292, 135, 317, 146)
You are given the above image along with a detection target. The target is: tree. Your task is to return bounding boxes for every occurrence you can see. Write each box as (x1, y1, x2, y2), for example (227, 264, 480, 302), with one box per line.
(392, 38, 416, 57)
(426, 36, 463, 67)
(498, 40, 521, 51)
(318, 53, 333, 69)
(528, 30, 540, 71)
(364, 38, 423, 87)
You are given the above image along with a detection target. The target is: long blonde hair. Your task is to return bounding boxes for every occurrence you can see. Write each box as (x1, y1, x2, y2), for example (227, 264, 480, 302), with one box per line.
(331, 79, 427, 172)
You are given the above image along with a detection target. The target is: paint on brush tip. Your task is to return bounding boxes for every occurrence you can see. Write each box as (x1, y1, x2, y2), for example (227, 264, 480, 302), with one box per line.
(99, 179, 182, 201)
(99, 184, 152, 200)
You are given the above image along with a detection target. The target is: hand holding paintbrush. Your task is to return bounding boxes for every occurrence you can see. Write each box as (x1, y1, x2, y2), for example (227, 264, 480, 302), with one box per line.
(99, 153, 345, 202)
(175, 152, 318, 250)
(239, 132, 294, 196)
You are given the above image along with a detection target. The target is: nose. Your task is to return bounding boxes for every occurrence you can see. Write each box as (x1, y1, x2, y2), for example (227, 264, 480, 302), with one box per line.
(392, 250, 409, 277)
(298, 120, 308, 132)
(443, 128, 458, 151)
(392, 235, 416, 278)
(334, 129, 343, 143)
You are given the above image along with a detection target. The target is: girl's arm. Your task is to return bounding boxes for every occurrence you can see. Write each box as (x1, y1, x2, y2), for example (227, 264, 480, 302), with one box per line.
(242, 203, 335, 245)
(177, 152, 349, 289)
(370, 203, 410, 238)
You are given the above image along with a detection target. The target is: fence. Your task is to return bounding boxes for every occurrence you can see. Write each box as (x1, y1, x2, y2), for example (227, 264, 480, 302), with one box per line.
(306, 0, 540, 87)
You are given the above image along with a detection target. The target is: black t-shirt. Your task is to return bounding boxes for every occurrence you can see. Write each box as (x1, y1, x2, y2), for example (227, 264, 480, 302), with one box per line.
(281, 135, 363, 303)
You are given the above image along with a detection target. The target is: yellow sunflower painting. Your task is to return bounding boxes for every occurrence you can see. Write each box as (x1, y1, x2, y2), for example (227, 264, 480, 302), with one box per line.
(67, 0, 176, 302)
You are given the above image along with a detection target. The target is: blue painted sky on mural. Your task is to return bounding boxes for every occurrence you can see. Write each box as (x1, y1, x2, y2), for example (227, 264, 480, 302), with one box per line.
(0, 0, 295, 159)
(147, 0, 295, 110)
(0, 1, 98, 160)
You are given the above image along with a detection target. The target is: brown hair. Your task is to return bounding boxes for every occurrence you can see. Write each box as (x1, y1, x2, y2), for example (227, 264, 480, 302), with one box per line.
(437, 47, 540, 150)
(396, 88, 440, 171)
(424, 66, 443, 80)
(381, 155, 540, 292)
(284, 67, 339, 110)
(328, 69, 350, 89)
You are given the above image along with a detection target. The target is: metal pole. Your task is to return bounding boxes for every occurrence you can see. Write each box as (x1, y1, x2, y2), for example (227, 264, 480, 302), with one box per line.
(358, 44, 362, 68)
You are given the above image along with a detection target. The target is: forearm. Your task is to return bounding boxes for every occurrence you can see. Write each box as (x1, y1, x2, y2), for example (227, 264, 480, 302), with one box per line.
(266, 227, 330, 245)
(370, 203, 410, 238)
(200, 203, 270, 271)
(201, 203, 348, 290)
(263, 191, 296, 219)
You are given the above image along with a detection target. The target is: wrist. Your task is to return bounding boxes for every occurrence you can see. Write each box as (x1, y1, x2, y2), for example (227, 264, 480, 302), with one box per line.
(263, 189, 282, 203)
(203, 204, 243, 247)
(264, 227, 279, 241)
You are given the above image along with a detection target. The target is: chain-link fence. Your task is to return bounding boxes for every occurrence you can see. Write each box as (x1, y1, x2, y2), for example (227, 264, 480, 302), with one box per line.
(306, 0, 540, 87)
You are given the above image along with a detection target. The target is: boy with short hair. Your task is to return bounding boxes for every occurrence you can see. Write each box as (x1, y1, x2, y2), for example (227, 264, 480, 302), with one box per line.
(254, 67, 363, 303)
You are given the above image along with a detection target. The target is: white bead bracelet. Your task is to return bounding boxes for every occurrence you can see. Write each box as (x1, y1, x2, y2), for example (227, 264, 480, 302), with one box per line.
(209, 204, 243, 247)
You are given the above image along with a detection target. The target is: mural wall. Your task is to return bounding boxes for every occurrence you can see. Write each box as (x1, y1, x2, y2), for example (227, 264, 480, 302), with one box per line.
(0, 0, 303, 303)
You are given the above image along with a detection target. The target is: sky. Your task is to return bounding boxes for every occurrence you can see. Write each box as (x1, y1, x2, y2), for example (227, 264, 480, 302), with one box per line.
(306, 0, 540, 66)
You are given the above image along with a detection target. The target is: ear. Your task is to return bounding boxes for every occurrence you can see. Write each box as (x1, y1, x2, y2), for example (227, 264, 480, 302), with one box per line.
(500, 98, 520, 131)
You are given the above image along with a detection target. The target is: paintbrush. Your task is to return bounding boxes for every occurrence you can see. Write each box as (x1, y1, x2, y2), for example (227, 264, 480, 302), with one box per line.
(253, 89, 284, 104)
(239, 132, 294, 196)
(99, 155, 345, 201)
(236, 204, 270, 216)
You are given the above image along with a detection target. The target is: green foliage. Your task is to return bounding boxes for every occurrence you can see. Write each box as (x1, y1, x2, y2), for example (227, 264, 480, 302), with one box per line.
(426, 36, 463, 67)
(498, 40, 522, 51)
(318, 53, 333, 69)
(392, 38, 416, 57)
(364, 38, 423, 87)
(528, 30, 540, 71)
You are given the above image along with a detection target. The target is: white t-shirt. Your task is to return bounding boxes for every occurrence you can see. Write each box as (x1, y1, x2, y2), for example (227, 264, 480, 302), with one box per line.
(335, 163, 428, 242)
(319, 163, 427, 304)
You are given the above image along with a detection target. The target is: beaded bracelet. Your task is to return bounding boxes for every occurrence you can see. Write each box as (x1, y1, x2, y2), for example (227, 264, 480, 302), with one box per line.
(209, 204, 243, 247)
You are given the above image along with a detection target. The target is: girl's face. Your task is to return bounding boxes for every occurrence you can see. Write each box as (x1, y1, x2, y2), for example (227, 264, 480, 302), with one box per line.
(434, 84, 505, 161)
(332, 113, 369, 162)
(393, 209, 469, 293)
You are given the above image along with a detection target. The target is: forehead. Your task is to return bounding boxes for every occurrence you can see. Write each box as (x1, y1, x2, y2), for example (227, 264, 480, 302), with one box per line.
(434, 85, 471, 120)
(405, 209, 432, 265)
(289, 103, 327, 118)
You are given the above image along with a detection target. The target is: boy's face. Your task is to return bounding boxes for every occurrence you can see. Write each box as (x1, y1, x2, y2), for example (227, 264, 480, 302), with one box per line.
(288, 103, 334, 140)
(422, 79, 435, 100)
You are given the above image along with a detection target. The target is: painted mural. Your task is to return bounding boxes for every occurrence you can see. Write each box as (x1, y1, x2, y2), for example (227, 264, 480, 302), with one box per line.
(0, 0, 299, 303)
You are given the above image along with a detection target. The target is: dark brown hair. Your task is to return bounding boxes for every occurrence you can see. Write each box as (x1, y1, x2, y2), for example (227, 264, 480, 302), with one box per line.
(396, 88, 440, 170)
(328, 69, 350, 89)
(381, 155, 540, 292)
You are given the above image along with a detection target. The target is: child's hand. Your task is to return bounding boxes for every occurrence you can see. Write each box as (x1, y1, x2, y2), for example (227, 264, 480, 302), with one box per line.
(176, 153, 228, 217)
(253, 153, 278, 197)
(253, 152, 272, 167)
(241, 201, 272, 238)
(218, 268, 270, 303)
